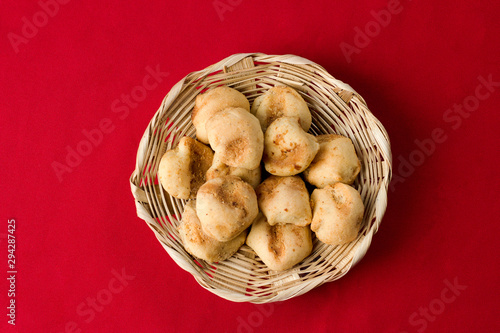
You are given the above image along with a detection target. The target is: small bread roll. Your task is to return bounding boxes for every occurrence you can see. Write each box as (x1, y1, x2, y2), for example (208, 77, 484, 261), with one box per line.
(206, 155, 261, 188)
(206, 107, 264, 170)
(256, 176, 312, 226)
(303, 134, 361, 187)
(251, 86, 311, 132)
(310, 183, 365, 246)
(192, 86, 250, 144)
(263, 117, 319, 176)
(246, 215, 313, 271)
(178, 201, 246, 263)
(197, 176, 258, 242)
(158, 136, 214, 199)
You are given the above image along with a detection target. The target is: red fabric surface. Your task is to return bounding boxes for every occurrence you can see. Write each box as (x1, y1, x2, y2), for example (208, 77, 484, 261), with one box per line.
(1, 0, 499, 332)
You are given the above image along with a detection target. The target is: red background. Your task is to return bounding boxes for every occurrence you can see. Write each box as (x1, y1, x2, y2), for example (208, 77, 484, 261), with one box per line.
(1, 0, 499, 332)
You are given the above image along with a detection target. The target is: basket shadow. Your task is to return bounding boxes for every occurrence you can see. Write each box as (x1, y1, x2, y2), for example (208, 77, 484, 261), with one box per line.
(313, 63, 435, 265)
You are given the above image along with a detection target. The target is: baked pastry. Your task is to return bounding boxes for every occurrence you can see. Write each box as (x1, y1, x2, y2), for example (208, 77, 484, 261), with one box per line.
(196, 175, 258, 242)
(177, 201, 247, 263)
(263, 117, 319, 176)
(192, 86, 250, 144)
(206, 155, 261, 188)
(251, 86, 311, 132)
(246, 214, 313, 271)
(256, 176, 312, 226)
(161, 85, 368, 272)
(158, 136, 214, 199)
(304, 134, 361, 187)
(206, 107, 264, 170)
(310, 182, 365, 246)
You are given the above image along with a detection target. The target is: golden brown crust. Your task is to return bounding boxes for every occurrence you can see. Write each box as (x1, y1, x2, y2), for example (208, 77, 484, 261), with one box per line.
(186, 137, 215, 197)
(263, 117, 319, 176)
(315, 133, 344, 144)
(251, 86, 311, 132)
(310, 183, 365, 246)
(246, 215, 312, 271)
(303, 134, 361, 188)
(196, 176, 258, 242)
(178, 201, 247, 263)
(206, 155, 261, 188)
(256, 176, 312, 227)
(191, 86, 250, 144)
(206, 107, 264, 170)
(158, 136, 214, 199)
(200, 175, 249, 220)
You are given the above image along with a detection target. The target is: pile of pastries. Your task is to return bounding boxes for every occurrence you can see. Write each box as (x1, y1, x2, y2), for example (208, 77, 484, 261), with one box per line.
(158, 85, 364, 271)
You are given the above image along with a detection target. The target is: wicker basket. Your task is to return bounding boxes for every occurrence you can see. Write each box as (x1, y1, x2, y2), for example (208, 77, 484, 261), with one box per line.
(130, 53, 392, 303)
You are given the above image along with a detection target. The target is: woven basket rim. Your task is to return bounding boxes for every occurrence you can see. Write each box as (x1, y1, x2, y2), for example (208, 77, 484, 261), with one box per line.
(130, 53, 392, 303)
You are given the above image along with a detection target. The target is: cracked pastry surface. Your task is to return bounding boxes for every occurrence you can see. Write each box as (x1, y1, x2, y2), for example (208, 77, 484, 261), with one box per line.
(196, 175, 258, 242)
(178, 201, 247, 263)
(206, 107, 264, 170)
(251, 86, 311, 132)
(158, 136, 214, 200)
(304, 134, 361, 188)
(310, 182, 365, 246)
(192, 85, 250, 144)
(256, 176, 312, 227)
(246, 214, 313, 271)
(263, 117, 319, 176)
(206, 155, 261, 188)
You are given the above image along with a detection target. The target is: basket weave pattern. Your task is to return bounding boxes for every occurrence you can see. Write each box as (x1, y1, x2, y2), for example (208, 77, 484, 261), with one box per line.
(130, 53, 392, 303)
